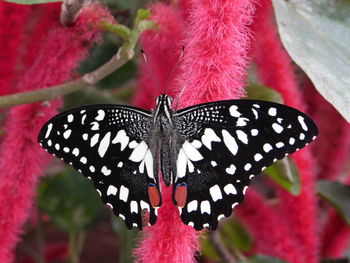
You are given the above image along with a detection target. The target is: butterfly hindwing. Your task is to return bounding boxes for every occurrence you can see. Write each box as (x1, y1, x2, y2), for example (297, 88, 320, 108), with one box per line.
(173, 100, 318, 230)
(38, 105, 159, 229)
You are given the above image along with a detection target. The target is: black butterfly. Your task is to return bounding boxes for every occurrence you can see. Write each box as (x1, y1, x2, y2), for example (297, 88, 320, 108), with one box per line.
(38, 95, 318, 230)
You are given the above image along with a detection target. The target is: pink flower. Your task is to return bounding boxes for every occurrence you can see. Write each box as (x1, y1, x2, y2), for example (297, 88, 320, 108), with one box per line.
(0, 4, 112, 262)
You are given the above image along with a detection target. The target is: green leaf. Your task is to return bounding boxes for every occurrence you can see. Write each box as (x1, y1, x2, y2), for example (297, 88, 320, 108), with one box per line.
(220, 219, 253, 252)
(272, 0, 350, 122)
(38, 168, 106, 232)
(317, 180, 350, 225)
(264, 158, 301, 196)
(239, 254, 288, 263)
(246, 83, 283, 103)
(2, 0, 60, 4)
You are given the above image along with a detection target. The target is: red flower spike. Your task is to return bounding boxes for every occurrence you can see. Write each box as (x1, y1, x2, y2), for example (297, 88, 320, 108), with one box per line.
(135, 0, 255, 262)
(251, 1, 319, 262)
(177, 0, 255, 107)
(133, 3, 185, 110)
(134, 4, 199, 263)
(303, 79, 350, 180)
(0, 4, 113, 262)
(0, 3, 32, 95)
(236, 189, 305, 263)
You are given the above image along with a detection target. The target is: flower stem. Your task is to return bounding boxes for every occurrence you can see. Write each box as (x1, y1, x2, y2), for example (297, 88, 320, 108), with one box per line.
(69, 230, 86, 263)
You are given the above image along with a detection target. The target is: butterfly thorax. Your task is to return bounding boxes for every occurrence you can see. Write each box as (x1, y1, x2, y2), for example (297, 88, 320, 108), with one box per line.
(153, 94, 174, 139)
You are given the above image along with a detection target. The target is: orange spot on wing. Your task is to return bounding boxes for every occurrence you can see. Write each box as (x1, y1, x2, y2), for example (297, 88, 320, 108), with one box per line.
(175, 185, 187, 207)
(148, 185, 161, 208)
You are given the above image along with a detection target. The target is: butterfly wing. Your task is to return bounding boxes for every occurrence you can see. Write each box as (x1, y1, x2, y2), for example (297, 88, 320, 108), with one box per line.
(173, 100, 318, 230)
(38, 104, 159, 229)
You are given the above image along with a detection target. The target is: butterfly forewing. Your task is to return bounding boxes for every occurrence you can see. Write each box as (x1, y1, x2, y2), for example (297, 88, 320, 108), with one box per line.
(174, 100, 318, 230)
(38, 105, 159, 229)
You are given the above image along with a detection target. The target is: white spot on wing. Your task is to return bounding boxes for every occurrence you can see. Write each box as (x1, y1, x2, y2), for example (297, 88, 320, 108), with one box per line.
(229, 105, 241, 117)
(251, 129, 258, 136)
(211, 161, 217, 167)
(236, 117, 249, 127)
(263, 143, 273, 153)
(140, 200, 150, 211)
(224, 184, 237, 195)
(226, 164, 236, 175)
(200, 201, 211, 214)
(81, 115, 87, 125)
(90, 134, 99, 147)
(129, 141, 148, 162)
(98, 132, 111, 158)
(268, 107, 277, 116)
(289, 137, 295, 145)
(276, 142, 284, 148)
(191, 140, 202, 149)
(254, 153, 263, 161)
(272, 123, 283, 133)
(244, 163, 252, 171)
(222, 129, 238, 155)
(176, 149, 188, 179)
(107, 185, 118, 196)
(63, 129, 72, 139)
(67, 114, 74, 123)
(112, 130, 129, 151)
(298, 116, 308, 131)
(236, 130, 248, 144)
(117, 161, 123, 168)
(145, 150, 154, 178)
(182, 140, 203, 161)
(95, 110, 105, 121)
(252, 108, 258, 119)
(187, 160, 194, 173)
(201, 128, 221, 150)
(119, 185, 129, 202)
(80, 156, 87, 164)
(187, 200, 198, 213)
(130, 201, 138, 214)
(243, 186, 248, 195)
(72, 148, 79, 156)
(218, 214, 225, 221)
(128, 140, 138, 149)
(209, 185, 223, 202)
(101, 166, 111, 176)
(45, 123, 53, 138)
(82, 133, 88, 140)
(90, 122, 99, 130)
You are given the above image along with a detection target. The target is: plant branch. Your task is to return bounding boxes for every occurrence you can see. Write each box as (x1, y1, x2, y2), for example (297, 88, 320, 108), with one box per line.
(0, 9, 156, 109)
(210, 231, 237, 263)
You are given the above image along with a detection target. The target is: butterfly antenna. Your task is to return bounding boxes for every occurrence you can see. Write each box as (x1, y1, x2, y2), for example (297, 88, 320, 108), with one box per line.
(140, 50, 161, 94)
(174, 81, 189, 110)
(164, 46, 185, 95)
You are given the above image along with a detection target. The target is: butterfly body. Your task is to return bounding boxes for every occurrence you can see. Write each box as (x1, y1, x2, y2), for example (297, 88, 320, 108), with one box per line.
(38, 95, 318, 230)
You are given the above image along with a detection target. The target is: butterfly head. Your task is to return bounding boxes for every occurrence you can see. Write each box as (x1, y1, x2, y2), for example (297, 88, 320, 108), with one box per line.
(155, 94, 173, 109)
(154, 94, 174, 137)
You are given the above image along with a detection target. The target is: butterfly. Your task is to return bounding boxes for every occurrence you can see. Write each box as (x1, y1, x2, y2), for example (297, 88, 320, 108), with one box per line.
(38, 94, 318, 230)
